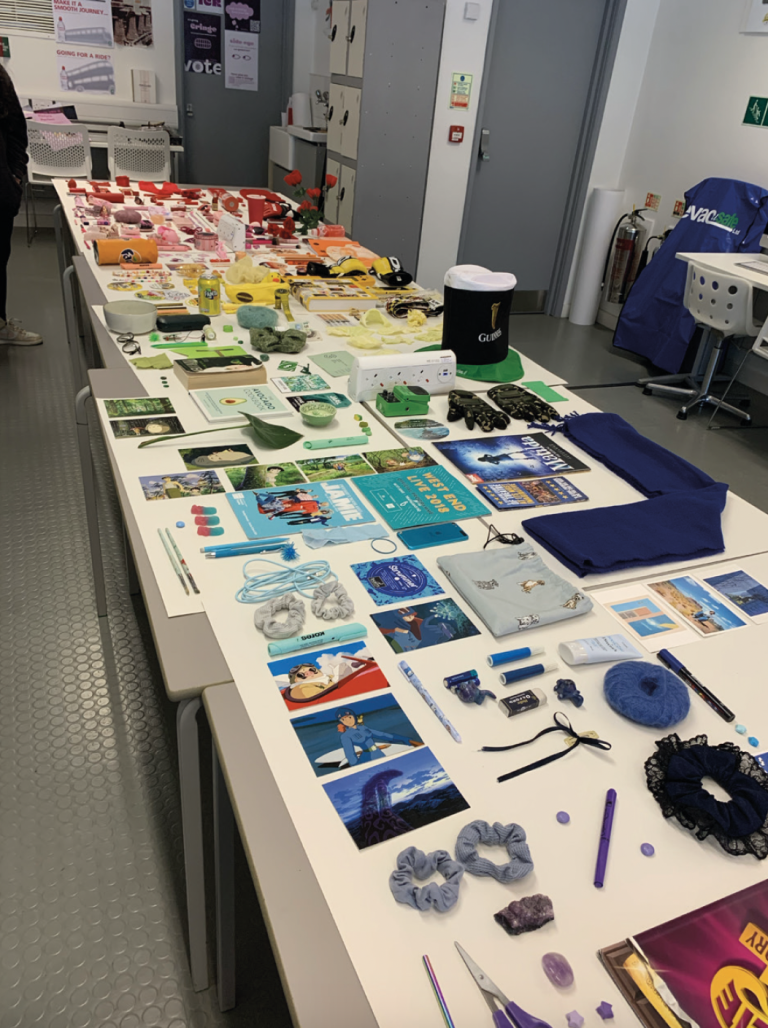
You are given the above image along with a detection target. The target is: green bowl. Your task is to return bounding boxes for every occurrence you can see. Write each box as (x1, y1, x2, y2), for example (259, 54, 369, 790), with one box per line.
(299, 401, 337, 427)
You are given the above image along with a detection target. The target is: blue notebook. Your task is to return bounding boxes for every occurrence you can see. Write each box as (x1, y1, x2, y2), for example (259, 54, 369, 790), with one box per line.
(352, 467, 489, 530)
(227, 479, 376, 538)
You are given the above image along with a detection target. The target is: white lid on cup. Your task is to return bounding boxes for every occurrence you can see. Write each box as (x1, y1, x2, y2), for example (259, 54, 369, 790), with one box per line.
(444, 264, 517, 292)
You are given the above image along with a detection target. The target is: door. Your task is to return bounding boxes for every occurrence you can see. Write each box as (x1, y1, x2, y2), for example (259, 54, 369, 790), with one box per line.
(330, 1, 350, 74)
(179, 1, 288, 186)
(459, 0, 610, 312)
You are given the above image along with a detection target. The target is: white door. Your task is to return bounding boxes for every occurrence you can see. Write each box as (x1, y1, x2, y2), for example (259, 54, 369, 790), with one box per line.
(338, 164, 356, 235)
(339, 85, 361, 160)
(327, 82, 344, 153)
(330, 1, 350, 75)
(347, 0, 367, 78)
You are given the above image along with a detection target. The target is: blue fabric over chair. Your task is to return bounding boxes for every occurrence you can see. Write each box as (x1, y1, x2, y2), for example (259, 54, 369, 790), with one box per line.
(613, 177, 768, 373)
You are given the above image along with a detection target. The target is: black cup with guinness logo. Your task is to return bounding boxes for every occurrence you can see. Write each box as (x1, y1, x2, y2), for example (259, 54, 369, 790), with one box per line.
(442, 265, 517, 366)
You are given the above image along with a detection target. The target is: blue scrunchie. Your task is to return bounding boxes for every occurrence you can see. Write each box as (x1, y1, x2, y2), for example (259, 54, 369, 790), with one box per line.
(666, 745, 768, 837)
(604, 661, 690, 728)
(455, 820, 533, 882)
(389, 847, 464, 912)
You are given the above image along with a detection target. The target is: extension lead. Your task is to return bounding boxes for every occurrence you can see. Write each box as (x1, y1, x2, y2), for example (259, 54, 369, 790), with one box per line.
(267, 623, 368, 657)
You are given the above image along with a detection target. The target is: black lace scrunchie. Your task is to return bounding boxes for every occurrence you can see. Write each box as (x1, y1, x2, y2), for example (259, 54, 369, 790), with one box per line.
(645, 733, 768, 859)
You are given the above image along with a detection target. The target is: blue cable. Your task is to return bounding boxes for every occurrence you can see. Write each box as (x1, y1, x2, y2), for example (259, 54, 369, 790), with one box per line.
(236, 558, 335, 604)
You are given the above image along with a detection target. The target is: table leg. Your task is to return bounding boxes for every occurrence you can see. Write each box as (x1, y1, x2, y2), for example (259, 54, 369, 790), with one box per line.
(53, 203, 67, 281)
(64, 265, 87, 391)
(177, 696, 209, 992)
(75, 386, 108, 619)
(213, 746, 236, 1011)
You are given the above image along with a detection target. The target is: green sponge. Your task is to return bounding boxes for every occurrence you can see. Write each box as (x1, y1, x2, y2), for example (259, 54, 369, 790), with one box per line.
(237, 305, 279, 329)
(249, 327, 307, 354)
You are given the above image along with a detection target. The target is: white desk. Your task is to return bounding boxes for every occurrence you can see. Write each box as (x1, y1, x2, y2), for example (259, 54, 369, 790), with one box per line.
(676, 250, 768, 290)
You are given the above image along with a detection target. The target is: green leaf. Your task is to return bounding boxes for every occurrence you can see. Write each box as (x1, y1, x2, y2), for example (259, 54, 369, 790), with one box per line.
(137, 413, 304, 450)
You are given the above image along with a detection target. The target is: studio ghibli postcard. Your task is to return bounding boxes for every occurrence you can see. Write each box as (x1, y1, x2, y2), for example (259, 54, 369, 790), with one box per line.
(139, 470, 225, 501)
(267, 640, 390, 712)
(371, 597, 480, 654)
(322, 746, 469, 850)
(225, 462, 306, 490)
(290, 693, 424, 778)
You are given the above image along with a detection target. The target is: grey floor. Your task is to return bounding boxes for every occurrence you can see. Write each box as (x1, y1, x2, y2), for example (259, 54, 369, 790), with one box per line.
(2, 233, 768, 1028)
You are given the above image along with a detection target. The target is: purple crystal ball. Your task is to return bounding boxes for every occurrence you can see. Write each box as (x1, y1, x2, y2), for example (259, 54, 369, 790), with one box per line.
(542, 952, 574, 988)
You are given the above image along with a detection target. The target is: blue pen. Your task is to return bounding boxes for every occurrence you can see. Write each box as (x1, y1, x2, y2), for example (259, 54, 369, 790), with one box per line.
(203, 541, 292, 558)
(658, 648, 734, 722)
(200, 538, 290, 554)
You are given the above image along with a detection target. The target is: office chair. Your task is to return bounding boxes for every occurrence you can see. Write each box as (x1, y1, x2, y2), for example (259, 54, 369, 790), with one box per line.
(107, 126, 170, 183)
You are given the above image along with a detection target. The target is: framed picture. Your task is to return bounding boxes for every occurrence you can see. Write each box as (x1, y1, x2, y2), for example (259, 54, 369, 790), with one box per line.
(741, 0, 768, 34)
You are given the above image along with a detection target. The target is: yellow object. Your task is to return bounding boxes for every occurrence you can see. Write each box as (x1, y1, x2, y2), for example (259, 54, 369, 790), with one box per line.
(225, 255, 272, 285)
(223, 275, 282, 305)
(328, 256, 369, 277)
(407, 309, 427, 327)
(414, 327, 443, 342)
(361, 308, 389, 327)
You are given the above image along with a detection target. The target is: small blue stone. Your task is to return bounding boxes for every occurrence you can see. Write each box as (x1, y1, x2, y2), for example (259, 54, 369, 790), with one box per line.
(749, 736, 760, 748)
(640, 843, 655, 857)
(556, 811, 570, 825)
(736, 724, 747, 735)
(176, 521, 185, 528)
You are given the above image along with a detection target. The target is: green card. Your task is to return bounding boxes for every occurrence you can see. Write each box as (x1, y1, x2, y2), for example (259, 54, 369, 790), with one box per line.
(522, 380, 568, 402)
(310, 350, 355, 377)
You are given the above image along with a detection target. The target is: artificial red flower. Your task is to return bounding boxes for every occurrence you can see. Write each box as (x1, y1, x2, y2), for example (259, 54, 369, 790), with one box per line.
(284, 169, 302, 187)
(309, 206, 318, 211)
(306, 187, 322, 199)
(298, 200, 312, 211)
(325, 174, 338, 188)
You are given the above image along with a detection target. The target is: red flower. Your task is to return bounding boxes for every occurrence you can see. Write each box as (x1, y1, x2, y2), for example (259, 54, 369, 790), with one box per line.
(325, 174, 338, 188)
(298, 200, 312, 211)
(306, 187, 322, 199)
(309, 206, 318, 211)
(284, 169, 302, 187)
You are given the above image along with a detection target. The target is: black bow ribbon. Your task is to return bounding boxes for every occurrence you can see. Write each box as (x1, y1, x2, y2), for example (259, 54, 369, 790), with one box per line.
(482, 712, 612, 783)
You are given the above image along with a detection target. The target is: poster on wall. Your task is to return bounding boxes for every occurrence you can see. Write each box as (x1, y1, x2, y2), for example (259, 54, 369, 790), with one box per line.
(741, 0, 768, 33)
(54, 0, 114, 49)
(184, 11, 222, 75)
(56, 48, 116, 94)
(112, 1, 153, 47)
(225, 1, 260, 33)
(224, 29, 259, 91)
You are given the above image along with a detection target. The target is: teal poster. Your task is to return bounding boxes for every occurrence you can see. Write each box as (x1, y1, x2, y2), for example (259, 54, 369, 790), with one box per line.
(352, 467, 489, 529)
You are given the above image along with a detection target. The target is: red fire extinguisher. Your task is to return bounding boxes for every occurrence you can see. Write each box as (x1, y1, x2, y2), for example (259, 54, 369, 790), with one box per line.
(603, 207, 647, 304)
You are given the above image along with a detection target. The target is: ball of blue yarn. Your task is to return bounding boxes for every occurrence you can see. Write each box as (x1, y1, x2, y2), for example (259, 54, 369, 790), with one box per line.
(236, 305, 279, 329)
(603, 661, 690, 728)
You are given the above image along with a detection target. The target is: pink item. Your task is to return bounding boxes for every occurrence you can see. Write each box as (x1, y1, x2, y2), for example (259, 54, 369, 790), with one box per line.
(195, 230, 217, 251)
(156, 225, 180, 244)
(318, 224, 347, 238)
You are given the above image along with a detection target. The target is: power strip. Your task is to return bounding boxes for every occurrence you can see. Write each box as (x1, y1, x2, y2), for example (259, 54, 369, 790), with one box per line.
(347, 351, 456, 402)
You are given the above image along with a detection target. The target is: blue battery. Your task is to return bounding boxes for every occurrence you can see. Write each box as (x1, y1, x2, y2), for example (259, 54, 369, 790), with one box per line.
(487, 645, 544, 668)
(443, 669, 478, 688)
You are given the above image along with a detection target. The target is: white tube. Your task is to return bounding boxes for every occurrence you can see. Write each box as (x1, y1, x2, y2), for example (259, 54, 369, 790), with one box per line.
(569, 188, 625, 327)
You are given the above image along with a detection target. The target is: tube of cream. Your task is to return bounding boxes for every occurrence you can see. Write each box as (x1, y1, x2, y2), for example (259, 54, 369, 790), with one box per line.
(558, 634, 642, 666)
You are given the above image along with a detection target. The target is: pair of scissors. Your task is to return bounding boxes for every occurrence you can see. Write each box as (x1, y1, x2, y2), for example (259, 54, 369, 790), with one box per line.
(455, 942, 553, 1028)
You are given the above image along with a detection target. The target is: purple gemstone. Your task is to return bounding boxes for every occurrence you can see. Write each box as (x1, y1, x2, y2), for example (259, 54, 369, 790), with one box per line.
(542, 952, 574, 988)
(556, 811, 570, 824)
(640, 843, 655, 857)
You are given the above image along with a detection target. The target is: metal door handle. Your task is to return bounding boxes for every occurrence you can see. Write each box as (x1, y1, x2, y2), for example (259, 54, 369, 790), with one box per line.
(480, 128, 490, 161)
(342, 110, 349, 126)
(339, 187, 346, 201)
(328, 105, 334, 120)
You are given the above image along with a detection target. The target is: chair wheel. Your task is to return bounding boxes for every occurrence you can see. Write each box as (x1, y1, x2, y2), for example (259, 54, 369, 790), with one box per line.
(676, 411, 688, 421)
(643, 387, 652, 396)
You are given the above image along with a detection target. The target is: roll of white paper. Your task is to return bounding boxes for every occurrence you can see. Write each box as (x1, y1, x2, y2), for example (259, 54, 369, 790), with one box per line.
(290, 93, 312, 128)
(569, 188, 625, 326)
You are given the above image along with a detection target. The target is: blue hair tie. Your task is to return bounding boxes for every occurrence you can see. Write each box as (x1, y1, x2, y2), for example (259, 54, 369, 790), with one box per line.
(455, 820, 533, 882)
(389, 847, 464, 912)
(604, 661, 689, 728)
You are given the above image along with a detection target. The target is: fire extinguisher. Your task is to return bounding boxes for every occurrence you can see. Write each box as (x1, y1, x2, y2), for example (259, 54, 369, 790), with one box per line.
(602, 207, 647, 305)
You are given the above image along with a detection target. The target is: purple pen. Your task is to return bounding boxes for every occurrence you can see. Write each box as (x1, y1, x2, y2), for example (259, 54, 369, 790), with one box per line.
(594, 788, 617, 888)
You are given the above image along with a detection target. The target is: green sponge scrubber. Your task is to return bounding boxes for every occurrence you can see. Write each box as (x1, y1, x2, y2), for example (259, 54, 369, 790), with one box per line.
(249, 327, 307, 354)
(237, 305, 279, 329)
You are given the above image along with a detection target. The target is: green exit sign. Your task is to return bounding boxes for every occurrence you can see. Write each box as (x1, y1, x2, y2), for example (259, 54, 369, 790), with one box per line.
(0, 37, 10, 58)
(743, 96, 768, 125)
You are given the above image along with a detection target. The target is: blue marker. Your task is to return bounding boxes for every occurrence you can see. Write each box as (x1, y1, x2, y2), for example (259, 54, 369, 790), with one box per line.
(498, 661, 558, 686)
(487, 645, 544, 668)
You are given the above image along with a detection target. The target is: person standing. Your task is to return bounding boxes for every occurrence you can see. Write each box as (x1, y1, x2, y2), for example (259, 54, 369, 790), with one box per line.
(0, 65, 41, 345)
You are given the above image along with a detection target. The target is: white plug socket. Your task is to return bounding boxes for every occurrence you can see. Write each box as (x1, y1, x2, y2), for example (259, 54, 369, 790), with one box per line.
(347, 352, 457, 402)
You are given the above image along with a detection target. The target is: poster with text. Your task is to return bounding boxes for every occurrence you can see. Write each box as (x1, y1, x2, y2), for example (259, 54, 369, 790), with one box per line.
(224, 30, 259, 91)
(112, 0, 153, 48)
(225, 1, 260, 33)
(56, 48, 115, 94)
(54, 0, 114, 49)
(184, 11, 222, 75)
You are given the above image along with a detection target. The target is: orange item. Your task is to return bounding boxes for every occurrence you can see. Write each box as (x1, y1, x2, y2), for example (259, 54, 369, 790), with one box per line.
(308, 239, 379, 268)
(94, 238, 159, 266)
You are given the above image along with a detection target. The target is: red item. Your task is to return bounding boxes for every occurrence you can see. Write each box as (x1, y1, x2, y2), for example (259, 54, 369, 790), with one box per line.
(306, 187, 322, 200)
(89, 181, 110, 189)
(87, 191, 125, 203)
(247, 197, 265, 224)
(298, 199, 312, 212)
(325, 173, 338, 188)
(283, 169, 302, 187)
(138, 181, 179, 196)
(448, 124, 465, 143)
(116, 175, 130, 186)
(178, 188, 202, 201)
(240, 188, 282, 203)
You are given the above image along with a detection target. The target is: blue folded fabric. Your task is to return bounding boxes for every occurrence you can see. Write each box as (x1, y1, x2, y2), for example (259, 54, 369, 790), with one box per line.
(521, 413, 728, 577)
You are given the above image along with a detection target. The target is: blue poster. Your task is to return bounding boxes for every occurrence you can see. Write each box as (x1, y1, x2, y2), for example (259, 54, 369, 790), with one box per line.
(227, 479, 375, 538)
(352, 467, 489, 529)
(351, 555, 445, 606)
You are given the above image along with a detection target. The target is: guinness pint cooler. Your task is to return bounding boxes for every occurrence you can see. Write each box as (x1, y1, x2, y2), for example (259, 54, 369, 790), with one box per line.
(442, 264, 517, 375)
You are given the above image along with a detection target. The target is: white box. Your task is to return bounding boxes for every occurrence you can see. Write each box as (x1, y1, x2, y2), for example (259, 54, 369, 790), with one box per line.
(131, 70, 156, 105)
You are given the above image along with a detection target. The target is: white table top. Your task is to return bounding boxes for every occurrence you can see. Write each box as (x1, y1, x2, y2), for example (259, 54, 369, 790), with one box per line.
(676, 250, 768, 290)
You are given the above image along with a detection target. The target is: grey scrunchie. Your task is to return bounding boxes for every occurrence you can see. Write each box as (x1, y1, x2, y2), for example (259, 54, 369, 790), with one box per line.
(311, 580, 354, 621)
(455, 820, 533, 882)
(389, 846, 464, 912)
(253, 593, 306, 639)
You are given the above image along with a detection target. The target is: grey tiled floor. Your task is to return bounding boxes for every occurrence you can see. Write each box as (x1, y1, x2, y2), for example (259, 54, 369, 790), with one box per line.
(2, 232, 768, 1028)
(0, 230, 292, 1028)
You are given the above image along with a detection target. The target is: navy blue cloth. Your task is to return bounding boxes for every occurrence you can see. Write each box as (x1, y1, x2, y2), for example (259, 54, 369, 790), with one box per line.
(521, 413, 728, 577)
(613, 177, 768, 372)
(666, 745, 768, 838)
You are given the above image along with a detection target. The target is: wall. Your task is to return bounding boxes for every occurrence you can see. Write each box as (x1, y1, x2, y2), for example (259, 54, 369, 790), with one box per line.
(560, 0, 661, 317)
(2, 6, 176, 109)
(415, 0, 493, 289)
(292, 0, 330, 100)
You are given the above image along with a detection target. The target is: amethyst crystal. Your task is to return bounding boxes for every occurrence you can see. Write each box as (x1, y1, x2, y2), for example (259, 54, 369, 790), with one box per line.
(494, 893, 554, 935)
(541, 952, 574, 988)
